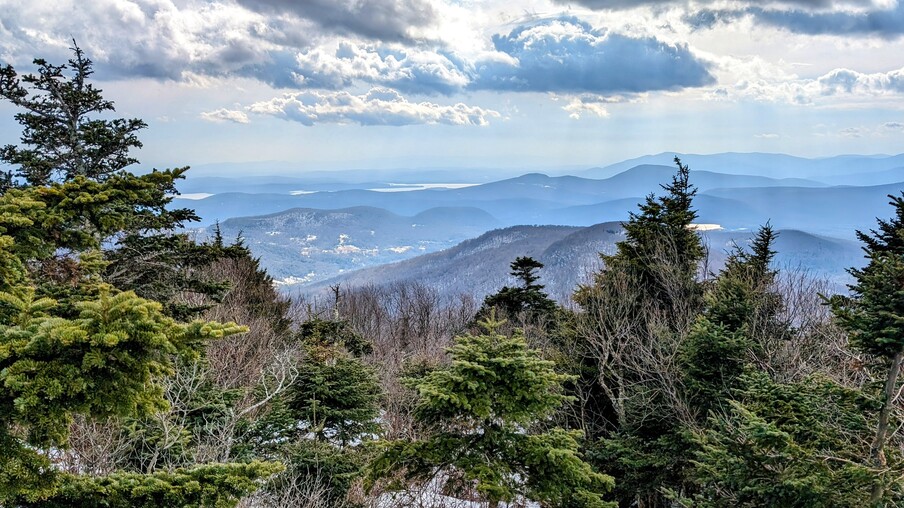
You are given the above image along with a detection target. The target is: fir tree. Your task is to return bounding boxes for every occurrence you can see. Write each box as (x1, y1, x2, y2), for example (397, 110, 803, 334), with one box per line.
(0, 41, 145, 186)
(367, 321, 614, 508)
(830, 193, 904, 503)
(480, 256, 558, 321)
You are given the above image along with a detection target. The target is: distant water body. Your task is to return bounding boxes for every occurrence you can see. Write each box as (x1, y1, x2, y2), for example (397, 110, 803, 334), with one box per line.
(366, 183, 479, 193)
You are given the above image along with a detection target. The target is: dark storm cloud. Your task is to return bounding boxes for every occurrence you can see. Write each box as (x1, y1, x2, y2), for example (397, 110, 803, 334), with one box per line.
(684, 3, 904, 38)
(234, 0, 436, 43)
(470, 18, 715, 94)
(555, 0, 877, 10)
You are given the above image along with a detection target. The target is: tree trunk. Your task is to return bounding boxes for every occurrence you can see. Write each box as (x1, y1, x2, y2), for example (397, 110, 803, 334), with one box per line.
(869, 346, 904, 505)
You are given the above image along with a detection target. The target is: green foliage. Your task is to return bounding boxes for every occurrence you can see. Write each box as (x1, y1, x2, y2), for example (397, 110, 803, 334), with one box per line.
(276, 440, 367, 508)
(679, 224, 782, 417)
(299, 317, 372, 357)
(105, 230, 253, 320)
(828, 193, 904, 502)
(480, 256, 558, 321)
(287, 351, 382, 446)
(0, 44, 278, 506)
(830, 195, 904, 358)
(679, 318, 749, 415)
(14, 461, 283, 508)
(574, 158, 705, 506)
(685, 373, 882, 507)
(582, 156, 704, 310)
(0, 41, 145, 186)
(368, 323, 614, 507)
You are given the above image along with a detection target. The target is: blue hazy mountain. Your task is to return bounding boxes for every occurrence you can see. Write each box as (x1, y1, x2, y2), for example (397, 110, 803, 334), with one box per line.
(299, 223, 862, 301)
(701, 183, 903, 236)
(172, 151, 902, 294)
(207, 206, 500, 286)
(178, 163, 834, 227)
(583, 152, 904, 182)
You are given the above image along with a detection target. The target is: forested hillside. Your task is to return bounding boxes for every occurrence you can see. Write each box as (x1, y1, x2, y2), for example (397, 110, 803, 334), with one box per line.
(4, 46, 904, 508)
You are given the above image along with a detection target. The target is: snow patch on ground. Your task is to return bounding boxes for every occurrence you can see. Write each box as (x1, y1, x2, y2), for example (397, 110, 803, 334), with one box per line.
(273, 272, 316, 286)
(690, 223, 722, 231)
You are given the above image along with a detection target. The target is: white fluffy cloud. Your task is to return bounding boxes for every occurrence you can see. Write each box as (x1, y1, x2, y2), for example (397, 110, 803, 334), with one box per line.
(246, 88, 501, 126)
(0, 0, 306, 84)
(200, 108, 250, 124)
(292, 42, 471, 94)
(711, 65, 904, 104)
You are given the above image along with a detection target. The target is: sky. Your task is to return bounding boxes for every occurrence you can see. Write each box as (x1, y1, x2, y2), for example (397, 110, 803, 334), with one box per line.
(1, 0, 904, 172)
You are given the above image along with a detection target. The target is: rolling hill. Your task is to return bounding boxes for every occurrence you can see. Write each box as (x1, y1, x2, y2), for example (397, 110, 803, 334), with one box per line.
(208, 206, 501, 286)
(298, 223, 862, 302)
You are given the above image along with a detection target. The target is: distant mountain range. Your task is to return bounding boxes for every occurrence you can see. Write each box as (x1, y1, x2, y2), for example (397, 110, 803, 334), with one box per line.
(584, 152, 904, 183)
(179, 156, 901, 232)
(173, 151, 900, 294)
(298, 223, 863, 303)
(208, 206, 499, 286)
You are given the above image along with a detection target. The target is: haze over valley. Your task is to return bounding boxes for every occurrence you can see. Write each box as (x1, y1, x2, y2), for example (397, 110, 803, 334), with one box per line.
(175, 152, 899, 296)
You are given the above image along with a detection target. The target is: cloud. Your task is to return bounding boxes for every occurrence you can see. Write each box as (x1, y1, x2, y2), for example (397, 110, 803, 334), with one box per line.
(685, 3, 904, 38)
(558, 94, 643, 119)
(560, 0, 880, 11)
(277, 18, 715, 96)
(233, 0, 436, 43)
(200, 108, 250, 124)
(246, 88, 500, 126)
(884, 121, 904, 129)
(706, 63, 904, 104)
(472, 18, 715, 94)
(755, 133, 780, 138)
(291, 42, 470, 94)
(0, 0, 317, 85)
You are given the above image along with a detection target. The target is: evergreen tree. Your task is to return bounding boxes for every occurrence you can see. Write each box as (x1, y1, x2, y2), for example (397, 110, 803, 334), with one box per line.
(580, 156, 704, 313)
(680, 224, 782, 418)
(0, 288, 248, 501)
(238, 318, 381, 507)
(0, 44, 280, 505)
(0, 41, 145, 186)
(480, 256, 558, 322)
(686, 373, 880, 507)
(287, 348, 382, 446)
(830, 193, 904, 503)
(367, 321, 614, 508)
(576, 158, 705, 506)
(12, 462, 283, 508)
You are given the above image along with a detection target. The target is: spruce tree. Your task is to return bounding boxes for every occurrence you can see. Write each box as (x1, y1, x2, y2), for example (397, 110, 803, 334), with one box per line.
(576, 158, 705, 506)
(0, 41, 145, 186)
(481, 256, 558, 320)
(0, 44, 281, 505)
(830, 193, 904, 503)
(367, 321, 614, 508)
(680, 224, 782, 417)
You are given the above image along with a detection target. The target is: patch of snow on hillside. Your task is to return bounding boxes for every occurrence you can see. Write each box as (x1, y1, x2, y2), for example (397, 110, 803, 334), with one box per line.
(690, 223, 723, 231)
(387, 246, 413, 254)
(265, 231, 281, 236)
(336, 244, 363, 254)
(290, 190, 316, 195)
(273, 272, 316, 286)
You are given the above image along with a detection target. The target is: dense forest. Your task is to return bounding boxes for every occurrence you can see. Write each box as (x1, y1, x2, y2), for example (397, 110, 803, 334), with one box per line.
(2, 46, 904, 508)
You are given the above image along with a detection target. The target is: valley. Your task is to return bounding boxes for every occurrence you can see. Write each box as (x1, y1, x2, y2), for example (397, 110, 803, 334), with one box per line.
(178, 152, 901, 298)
